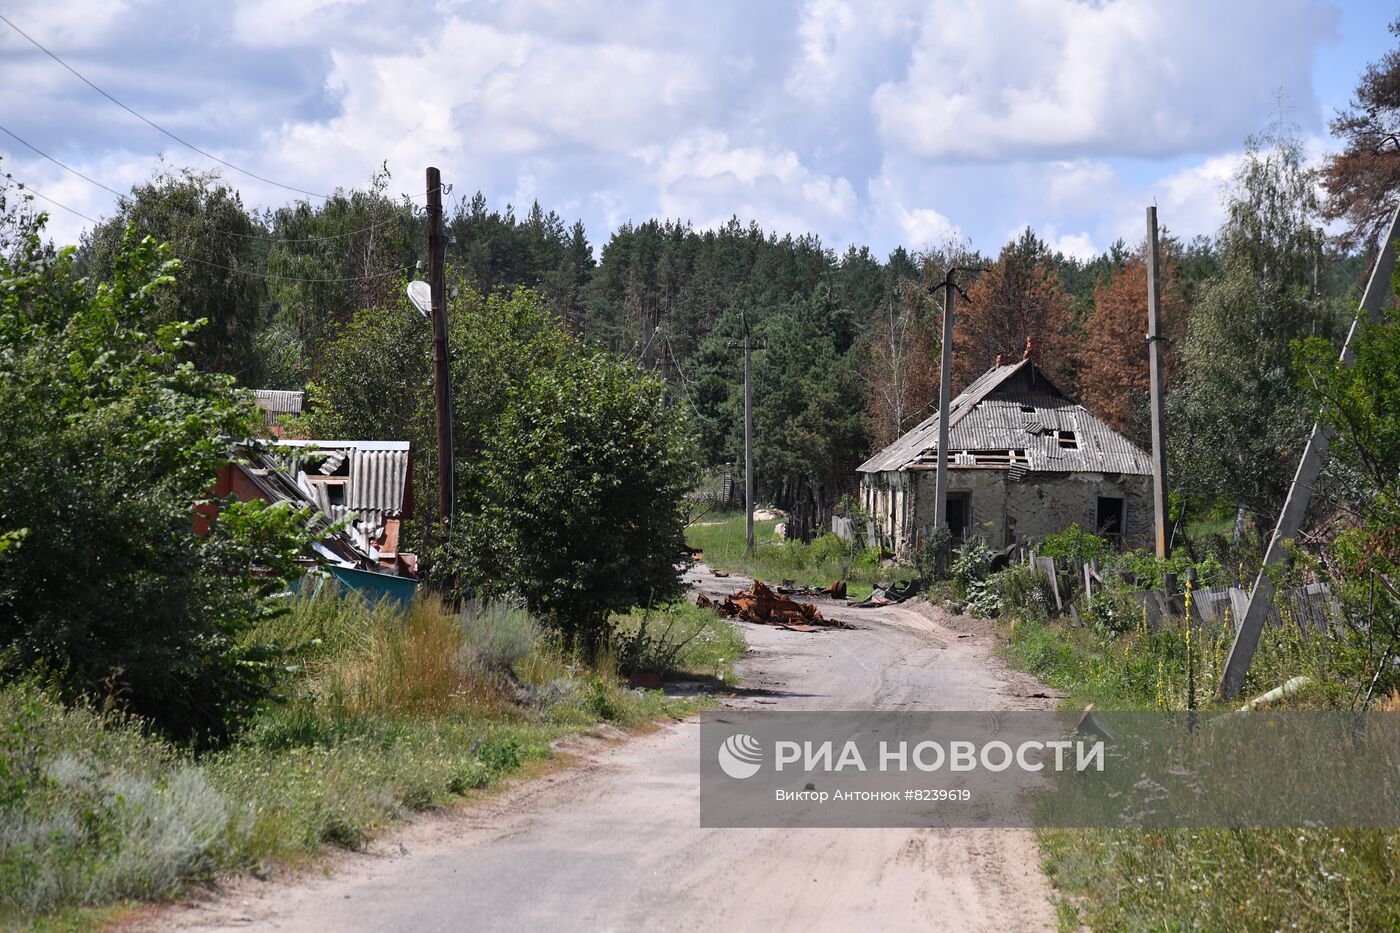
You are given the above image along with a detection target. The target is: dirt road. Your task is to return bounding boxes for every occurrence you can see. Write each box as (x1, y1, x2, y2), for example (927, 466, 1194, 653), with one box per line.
(149, 569, 1062, 932)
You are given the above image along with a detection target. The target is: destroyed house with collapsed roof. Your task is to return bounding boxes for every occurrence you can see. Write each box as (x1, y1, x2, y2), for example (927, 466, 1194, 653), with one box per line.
(196, 439, 416, 579)
(856, 356, 1153, 555)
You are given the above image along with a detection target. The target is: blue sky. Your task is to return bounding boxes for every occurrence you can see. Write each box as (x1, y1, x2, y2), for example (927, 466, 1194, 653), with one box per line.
(0, 0, 1394, 258)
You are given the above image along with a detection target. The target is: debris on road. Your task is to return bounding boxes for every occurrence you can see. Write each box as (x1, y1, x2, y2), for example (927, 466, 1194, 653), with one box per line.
(775, 579, 848, 599)
(697, 582, 851, 631)
(853, 578, 921, 608)
(711, 568, 731, 578)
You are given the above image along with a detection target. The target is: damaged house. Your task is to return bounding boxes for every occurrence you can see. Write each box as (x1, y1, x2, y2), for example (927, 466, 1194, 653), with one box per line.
(197, 439, 417, 598)
(857, 355, 1153, 555)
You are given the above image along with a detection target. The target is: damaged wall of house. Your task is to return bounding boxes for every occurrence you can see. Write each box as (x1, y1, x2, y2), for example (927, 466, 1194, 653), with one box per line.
(909, 469, 1153, 552)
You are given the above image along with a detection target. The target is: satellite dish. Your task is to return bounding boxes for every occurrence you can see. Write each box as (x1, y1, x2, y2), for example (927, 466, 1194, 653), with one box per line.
(407, 280, 432, 319)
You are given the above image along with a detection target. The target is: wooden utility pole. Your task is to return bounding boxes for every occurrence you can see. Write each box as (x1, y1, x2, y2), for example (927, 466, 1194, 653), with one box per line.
(426, 167, 456, 533)
(1146, 206, 1170, 559)
(933, 278, 955, 531)
(1218, 204, 1400, 699)
(743, 310, 755, 554)
(928, 268, 975, 537)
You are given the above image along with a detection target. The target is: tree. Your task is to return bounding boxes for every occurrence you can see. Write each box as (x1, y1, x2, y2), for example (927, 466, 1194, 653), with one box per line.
(80, 167, 264, 377)
(860, 280, 939, 451)
(0, 200, 310, 744)
(1077, 250, 1187, 447)
(263, 167, 419, 382)
(955, 229, 1077, 391)
(458, 348, 697, 656)
(1320, 16, 1400, 250)
(1168, 128, 1341, 523)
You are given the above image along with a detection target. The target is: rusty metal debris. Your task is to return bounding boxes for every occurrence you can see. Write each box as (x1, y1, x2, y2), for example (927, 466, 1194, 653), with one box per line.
(696, 582, 851, 632)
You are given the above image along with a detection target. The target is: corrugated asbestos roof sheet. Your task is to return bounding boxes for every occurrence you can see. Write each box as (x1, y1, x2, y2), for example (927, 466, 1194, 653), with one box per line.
(275, 440, 412, 533)
(857, 359, 1152, 476)
(252, 389, 303, 417)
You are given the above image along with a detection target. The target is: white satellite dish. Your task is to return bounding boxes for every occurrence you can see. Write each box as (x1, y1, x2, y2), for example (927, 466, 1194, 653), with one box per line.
(407, 280, 432, 319)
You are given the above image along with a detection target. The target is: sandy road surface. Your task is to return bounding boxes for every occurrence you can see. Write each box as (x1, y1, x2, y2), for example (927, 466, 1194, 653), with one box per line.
(143, 568, 1063, 932)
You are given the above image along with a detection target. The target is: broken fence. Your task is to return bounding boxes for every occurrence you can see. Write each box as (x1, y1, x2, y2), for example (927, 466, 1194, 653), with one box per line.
(1014, 548, 1342, 638)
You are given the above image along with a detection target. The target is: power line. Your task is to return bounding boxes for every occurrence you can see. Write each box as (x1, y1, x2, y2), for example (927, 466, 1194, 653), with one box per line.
(3, 173, 403, 284)
(0, 11, 335, 200)
(1, 123, 414, 244)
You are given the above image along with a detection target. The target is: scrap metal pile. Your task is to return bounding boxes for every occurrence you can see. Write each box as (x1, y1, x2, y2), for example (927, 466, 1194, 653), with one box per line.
(697, 582, 852, 632)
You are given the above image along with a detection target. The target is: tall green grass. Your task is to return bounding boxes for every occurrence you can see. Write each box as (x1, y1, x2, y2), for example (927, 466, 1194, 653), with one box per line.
(0, 588, 711, 925)
(685, 511, 903, 599)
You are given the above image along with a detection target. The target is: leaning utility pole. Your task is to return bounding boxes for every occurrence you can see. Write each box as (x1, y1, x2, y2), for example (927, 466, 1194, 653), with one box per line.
(743, 309, 755, 554)
(425, 167, 456, 534)
(1217, 204, 1400, 700)
(1146, 206, 1171, 559)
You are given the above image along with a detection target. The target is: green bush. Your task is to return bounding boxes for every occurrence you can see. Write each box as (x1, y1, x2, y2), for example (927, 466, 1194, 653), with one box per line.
(951, 538, 995, 588)
(0, 218, 312, 744)
(914, 526, 952, 582)
(1038, 523, 1112, 564)
(993, 564, 1057, 624)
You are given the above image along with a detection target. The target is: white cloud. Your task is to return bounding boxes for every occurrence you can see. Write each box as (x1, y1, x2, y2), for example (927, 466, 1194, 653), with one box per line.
(872, 0, 1336, 161)
(1047, 231, 1098, 261)
(641, 131, 858, 236)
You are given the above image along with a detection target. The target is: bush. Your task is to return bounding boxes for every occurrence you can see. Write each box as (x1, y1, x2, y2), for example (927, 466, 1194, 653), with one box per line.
(994, 564, 1057, 624)
(1082, 589, 1141, 635)
(1039, 523, 1112, 564)
(914, 526, 953, 582)
(459, 601, 542, 675)
(951, 538, 996, 589)
(0, 218, 311, 745)
(457, 348, 698, 657)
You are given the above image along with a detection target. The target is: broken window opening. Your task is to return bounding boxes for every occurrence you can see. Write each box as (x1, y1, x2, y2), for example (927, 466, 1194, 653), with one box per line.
(1096, 496, 1124, 549)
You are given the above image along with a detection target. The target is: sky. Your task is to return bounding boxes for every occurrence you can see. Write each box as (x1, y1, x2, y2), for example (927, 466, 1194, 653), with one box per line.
(0, 0, 1395, 259)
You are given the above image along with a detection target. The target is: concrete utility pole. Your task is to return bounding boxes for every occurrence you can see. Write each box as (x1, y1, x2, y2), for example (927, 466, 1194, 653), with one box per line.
(425, 167, 456, 534)
(1217, 204, 1400, 700)
(1146, 206, 1171, 559)
(743, 309, 755, 555)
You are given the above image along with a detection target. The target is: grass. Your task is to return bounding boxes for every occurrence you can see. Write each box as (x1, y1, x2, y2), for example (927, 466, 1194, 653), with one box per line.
(989, 587, 1400, 930)
(685, 510, 909, 600)
(0, 588, 727, 927)
(609, 600, 747, 685)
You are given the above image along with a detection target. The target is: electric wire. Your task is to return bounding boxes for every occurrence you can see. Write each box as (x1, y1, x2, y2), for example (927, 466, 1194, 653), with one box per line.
(0, 13, 442, 206)
(0, 124, 424, 245)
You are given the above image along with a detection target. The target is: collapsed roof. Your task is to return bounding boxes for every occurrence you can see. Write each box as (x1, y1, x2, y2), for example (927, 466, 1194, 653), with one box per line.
(857, 359, 1151, 477)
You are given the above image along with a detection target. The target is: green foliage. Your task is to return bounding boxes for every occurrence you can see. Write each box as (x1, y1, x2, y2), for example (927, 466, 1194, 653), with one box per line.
(950, 538, 995, 589)
(609, 601, 746, 682)
(1294, 303, 1400, 699)
(79, 167, 265, 377)
(262, 168, 420, 379)
(1168, 127, 1345, 520)
(1109, 548, 1226, 589)
(458, 347, 697, 655)
(990, 564, 1057, 624)
(1037, 523, 1112, 564)
(913, 525, 952, 583)
(683, 512, 897, 599)
(0, 214, 311, 743)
